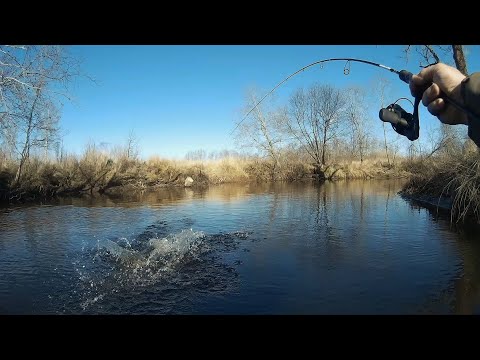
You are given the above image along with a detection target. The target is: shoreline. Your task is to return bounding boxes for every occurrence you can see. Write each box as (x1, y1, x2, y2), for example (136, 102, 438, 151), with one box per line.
(3, 177, 479, 228)
(1, 176, 405, 206)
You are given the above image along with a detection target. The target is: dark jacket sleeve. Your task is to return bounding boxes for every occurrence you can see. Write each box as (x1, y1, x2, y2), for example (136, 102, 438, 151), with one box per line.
(461, 72, 480, 147)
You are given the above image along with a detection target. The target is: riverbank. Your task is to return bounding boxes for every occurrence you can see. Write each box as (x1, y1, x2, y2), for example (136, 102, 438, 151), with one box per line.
(0, 155, 409, 205)
(400, 152, 480, 225)
(5, 148, 480, 227)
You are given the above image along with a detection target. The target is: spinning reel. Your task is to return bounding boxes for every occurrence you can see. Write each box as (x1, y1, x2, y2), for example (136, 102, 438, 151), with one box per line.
(379, 70, 421, 141)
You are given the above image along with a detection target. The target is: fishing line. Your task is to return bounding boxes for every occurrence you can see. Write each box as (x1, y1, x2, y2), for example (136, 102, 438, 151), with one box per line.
(232, 57, 480, 142)
(231, 58, 400, 135)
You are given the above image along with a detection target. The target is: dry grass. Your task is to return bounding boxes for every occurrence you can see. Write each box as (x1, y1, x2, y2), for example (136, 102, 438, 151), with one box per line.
(324, 158, 409, 180)
(402, 151, 480, 223)
(450, 157, 480, 222)
(0, 146, 410, 203)
(201, 157, 250, 184)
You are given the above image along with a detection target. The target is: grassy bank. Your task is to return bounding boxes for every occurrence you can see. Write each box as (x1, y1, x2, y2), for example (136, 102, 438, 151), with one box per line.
(323, 158, 410, 180)
(401, 150, 480, 224)
(0, 146, 409, 204)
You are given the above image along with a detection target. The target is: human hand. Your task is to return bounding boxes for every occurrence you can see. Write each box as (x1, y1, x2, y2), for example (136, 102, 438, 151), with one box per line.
(409, 63, 468, 125)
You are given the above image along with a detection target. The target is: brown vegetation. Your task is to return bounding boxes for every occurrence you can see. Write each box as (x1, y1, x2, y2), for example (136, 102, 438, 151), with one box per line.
(401, 141, 480, 223)
(0, 142, 410, 203)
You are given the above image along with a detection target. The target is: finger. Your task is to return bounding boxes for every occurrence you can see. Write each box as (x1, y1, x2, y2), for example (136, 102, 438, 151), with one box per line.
(427, 99, 468, 125)
(427, 98, 445, 117)
(409, 74, 428, 97)
(422, 83, 441, 107)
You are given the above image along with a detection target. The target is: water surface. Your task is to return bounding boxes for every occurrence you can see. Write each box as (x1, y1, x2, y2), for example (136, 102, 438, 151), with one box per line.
(1, 180, 479, 314)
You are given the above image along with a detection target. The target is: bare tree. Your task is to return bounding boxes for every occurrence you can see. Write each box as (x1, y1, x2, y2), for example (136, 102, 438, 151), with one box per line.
(403, 45, 468, 75)
(328, 137, 347, 163)
(286, 83, 346, 171)
(14, 89, 61, 182)
(407, 141, 419, 161)
(235, 89, 286, 178)
(185, 149, 207, 161)
(421, 123, 455, 159)
(389, 139, 401, 166)
(0, 45, 82, 184)
(126, 129, 139, 160)
(345, 86, 371, 163)
(372, 77, 392, 166)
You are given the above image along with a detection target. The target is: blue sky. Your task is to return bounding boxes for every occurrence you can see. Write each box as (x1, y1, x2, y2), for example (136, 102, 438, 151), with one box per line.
(61, 45, 480, 159)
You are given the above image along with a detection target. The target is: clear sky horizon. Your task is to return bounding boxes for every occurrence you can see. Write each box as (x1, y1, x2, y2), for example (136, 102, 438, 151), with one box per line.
(61, 45, 480, 159)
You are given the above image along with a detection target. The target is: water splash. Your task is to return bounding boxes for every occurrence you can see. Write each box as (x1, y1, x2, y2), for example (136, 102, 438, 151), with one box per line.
(146, 229, 205, 267)
(75, 228, 251, 313)
(100, 229, 205, 272)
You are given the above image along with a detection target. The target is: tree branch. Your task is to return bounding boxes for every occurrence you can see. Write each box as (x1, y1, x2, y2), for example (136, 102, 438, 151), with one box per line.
(424, 45, 440, 63)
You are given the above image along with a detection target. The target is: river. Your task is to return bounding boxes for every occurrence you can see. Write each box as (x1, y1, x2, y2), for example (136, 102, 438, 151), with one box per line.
(1, 180, 479, 314)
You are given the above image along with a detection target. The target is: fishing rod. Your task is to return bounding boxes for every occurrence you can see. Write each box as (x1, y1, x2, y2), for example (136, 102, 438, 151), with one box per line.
(233, 57, 479, 142)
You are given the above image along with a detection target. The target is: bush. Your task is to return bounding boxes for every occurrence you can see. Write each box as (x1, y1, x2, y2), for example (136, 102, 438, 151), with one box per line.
(402, 152, 480, 223)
